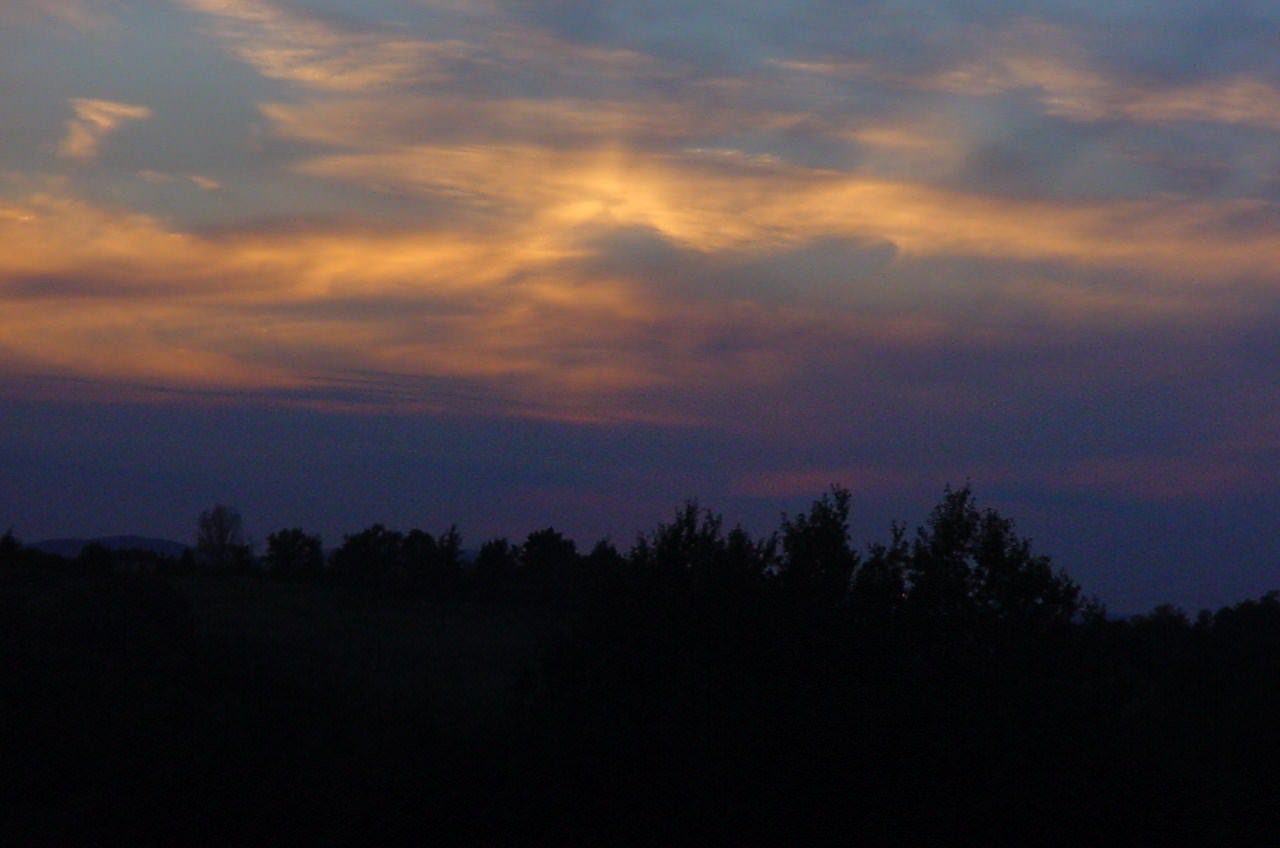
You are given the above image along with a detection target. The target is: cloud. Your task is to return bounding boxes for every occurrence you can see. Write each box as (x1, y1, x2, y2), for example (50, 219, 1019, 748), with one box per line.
(139, 170, 222, 190)
(57, 98, 152, 161)
(11, 2, 1280, 619)
(1055, 455, 1274, 502)
(0, 0, 117, 32)
(8, 1, 1280, 511)
(729, 466, 939, 499)
(258, 94, 803, 153)
(282, 135, 1280, 285)
(12, 5, 1280, 440)
(5, 171, 1280, 449)
(0, 189, 678, 418)
(178, 0, 474, 91)
(1119, 76, 1280, 129)
(782, 19, 1280, 132)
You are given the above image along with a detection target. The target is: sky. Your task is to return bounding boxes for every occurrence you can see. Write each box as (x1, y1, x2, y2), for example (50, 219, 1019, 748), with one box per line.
(3, 0, 1280, 612)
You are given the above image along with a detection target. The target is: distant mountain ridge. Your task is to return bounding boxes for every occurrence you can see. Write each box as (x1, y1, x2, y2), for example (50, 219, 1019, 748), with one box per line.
(31, 536, 189, 559)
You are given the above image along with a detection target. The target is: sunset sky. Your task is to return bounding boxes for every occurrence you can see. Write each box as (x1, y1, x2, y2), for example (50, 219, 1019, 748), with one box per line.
(4, 0, 1280, 611)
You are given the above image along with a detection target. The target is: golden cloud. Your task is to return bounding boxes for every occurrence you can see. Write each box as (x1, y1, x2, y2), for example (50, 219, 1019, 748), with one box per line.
(993, 54, 1280, 129)
(137, 171, 221, 190)
(1121, 76, 1280, 129)
(0, 178, 972, 424)
(279, 127, 1280, 283)
(10, 33, 1280, 429)
(259, 95, 806, 152)
(0, 188, 687, 418)
(781, 21, 1280, 131)
(58, 98, 152, 161)
(179, 0, 472, 91)
(0, 0, 116, 32)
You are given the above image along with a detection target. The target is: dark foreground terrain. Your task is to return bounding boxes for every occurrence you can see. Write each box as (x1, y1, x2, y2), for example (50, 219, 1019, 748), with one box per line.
(1, 567, 563, 844)
(5, 490, 1280, 843)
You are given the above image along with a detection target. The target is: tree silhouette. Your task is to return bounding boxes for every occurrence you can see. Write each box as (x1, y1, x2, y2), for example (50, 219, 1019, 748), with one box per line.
(853, 521, 908, 619)
(196, 504, 252, 570)
(780, 486, 858, 597)
(631, 501, 773, 597)
(402, 526, 463, 593)
(434, 525, 463, 592)
(265, 528, 323, 578)
(77, 542, 115, 572)
(0, 527, 20, 568)
(331, 524, 402, 582)
(519, 527, 579, 602)
(475, 538, 517, 597)
(906, 485, 1080, 625)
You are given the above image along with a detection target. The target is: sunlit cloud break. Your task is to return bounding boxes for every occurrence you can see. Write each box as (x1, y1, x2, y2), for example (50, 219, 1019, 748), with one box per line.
(58, 98, 153, 162)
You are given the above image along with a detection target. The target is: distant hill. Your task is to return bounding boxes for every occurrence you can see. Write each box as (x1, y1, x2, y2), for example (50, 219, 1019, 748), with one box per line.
(31, 535, 189, 559)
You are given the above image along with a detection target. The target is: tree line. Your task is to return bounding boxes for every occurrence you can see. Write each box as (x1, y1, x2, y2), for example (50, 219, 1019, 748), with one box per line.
(181, 485, 1086, 623)
(5, 485, 1280, 841)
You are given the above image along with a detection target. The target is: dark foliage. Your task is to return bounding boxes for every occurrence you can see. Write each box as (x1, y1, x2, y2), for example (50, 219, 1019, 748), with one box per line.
(474, 537, 517, 598)
(5, 487, 1280, 842)
(904, 484, 1081, 627)
(328, 523, 464, 594)
(330, 523, 403, 582)
(516, 527, 579, 605)
(195, 504, 253, 570)
(265, 527, 324, 578)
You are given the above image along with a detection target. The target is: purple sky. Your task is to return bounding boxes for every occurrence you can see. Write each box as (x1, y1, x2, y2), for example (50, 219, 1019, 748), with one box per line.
(3, 0, 1280, 612)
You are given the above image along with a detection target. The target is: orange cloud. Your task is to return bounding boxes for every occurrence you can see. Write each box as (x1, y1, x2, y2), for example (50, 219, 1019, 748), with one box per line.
(0, 189, 687, 419)
(0, 181, 960, 424)
(282, 131, 1280, 285)
(137, 171, 221, 190)
(179, 0, 472, 91)
(1120, 76, 1280, 129)
(782, 21, 1280, 131)
(58, 98, 152, 161)
(9, 22, 1280, 428)
(259, 95, 806, 152)
(244, 82, 1280, 290)
(12, 86, 1280, 426)
(0, 0, 116, 32)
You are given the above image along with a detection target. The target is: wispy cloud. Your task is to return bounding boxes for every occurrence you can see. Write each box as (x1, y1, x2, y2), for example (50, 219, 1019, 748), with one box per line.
(8, 0, 1280, 514)
(57, 98, 152, 161)
(258, 93, 802, 152)
(778, 19, 1280, 132)
(0, 0, 118, 32)
(4, 174, 1279, 436)
(179, 0, 473, 91)
(0, 189, 669, 418)
(281, 137, 1280, 283)
(138, 170, 222, 190)
(1118, 76, 1280, 129)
